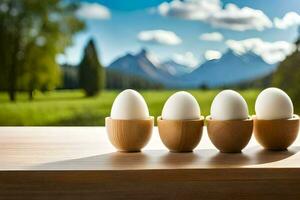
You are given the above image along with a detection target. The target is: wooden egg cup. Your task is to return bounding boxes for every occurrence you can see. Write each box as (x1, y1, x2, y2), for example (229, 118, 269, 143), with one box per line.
(157, 116, 204, 152)
(253, 114, 299, 150)
(206, 116, 253, 153)
(105, 117, 154, 152)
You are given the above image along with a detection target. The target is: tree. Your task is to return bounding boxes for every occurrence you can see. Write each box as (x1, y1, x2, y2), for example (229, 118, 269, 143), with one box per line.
(272, 29, 300, 111)
(106, 70, 163, 89)
(79, 39, 105, 96)
(60, 64, 79, 89)
(0, 0, 85, 101)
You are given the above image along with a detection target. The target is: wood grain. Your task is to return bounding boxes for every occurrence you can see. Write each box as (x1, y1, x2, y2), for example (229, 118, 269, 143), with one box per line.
(105, 117, 153, 152)
(1, 169, 300, 200)
(157, 116, 204, 152)
(254, 114, 299, 150)
(1, 126, 300, 199)
(206, 116, 253, 153)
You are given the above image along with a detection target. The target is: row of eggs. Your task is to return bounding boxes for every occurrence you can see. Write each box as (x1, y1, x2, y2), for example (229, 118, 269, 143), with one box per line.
(106, 88, 299, 153)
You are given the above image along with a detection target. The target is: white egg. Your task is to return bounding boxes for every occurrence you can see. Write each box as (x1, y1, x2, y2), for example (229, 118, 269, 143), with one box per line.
(111, 89, 149, 120)
(162, 91, 200, 120)
(255, 87, 293, 120)
(211, 90, 248, 120)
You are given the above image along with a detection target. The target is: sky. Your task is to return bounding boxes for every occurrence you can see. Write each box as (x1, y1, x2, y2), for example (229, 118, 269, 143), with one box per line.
(57, 0, 300, 68)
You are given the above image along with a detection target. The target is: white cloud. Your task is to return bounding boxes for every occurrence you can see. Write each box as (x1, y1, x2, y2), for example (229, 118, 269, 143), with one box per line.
(158, 0, 220, 20)
(199, 32, 223, 41)
(77, 3, 110, 20)
(274, 12, 300, 29)
(158, 0, 272, 31)
(210, 4, 273, 31)
(172, 52, 199, 68)
(204, 50, 222, 60)
(137, 30, 182, 45)
(226, 38, 296, 64)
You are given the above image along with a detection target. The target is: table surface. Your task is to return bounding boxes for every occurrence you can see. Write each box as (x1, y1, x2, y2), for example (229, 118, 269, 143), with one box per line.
(1, 126, 300, 171)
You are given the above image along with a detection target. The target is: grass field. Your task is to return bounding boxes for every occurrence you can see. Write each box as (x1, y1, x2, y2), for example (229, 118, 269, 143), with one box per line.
(0, 89, 260, 126)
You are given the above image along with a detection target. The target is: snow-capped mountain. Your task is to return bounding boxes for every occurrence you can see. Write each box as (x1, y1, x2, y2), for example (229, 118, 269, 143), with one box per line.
(179, 50, 277, 88)
(107, 49, 183, 87)
(107, 49, 277, 88)
(158, 60, 194, 76)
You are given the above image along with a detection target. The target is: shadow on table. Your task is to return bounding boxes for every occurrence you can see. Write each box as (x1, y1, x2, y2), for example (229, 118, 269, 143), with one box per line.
(32, 146, 300, 170)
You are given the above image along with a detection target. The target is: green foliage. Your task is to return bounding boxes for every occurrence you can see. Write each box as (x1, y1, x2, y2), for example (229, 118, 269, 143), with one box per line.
(0, 0, 85, 100)
(106, 70, 164, 89)
(273, 46, 300, 112)
(58, 66, 163, 90)
(0, 89, 259, 126)
(228, 73, 275, 90)
(60, 64, 79, 89)
(79, 39, 105, 96)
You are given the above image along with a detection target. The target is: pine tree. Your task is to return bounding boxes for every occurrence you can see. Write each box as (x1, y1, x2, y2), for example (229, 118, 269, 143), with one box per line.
(79, 39, 105, 96)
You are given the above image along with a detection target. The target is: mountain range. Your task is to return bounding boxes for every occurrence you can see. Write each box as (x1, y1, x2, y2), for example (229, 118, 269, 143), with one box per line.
(107, 49, 277, 88)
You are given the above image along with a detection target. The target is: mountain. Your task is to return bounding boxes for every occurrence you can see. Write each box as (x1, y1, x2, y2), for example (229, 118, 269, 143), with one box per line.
(107, 49, 184, 87)
(158, 60, 194, 76)
(107, 49, 277, 88)
(179, 50, 277, 88)
(108, 49, 157, 78)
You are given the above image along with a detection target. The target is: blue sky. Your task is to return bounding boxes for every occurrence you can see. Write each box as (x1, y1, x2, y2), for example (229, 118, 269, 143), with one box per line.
(58, 0, 300, 67)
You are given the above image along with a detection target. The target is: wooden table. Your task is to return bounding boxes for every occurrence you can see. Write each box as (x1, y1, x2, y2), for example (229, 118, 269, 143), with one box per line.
(0, 127, 300, 200)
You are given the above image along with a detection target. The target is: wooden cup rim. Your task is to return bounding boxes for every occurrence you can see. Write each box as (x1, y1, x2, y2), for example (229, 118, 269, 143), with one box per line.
(205, 115, 253, 122)
(252, 114, 299, 122)
(106, 116, 154, 122)
(157, 116, 205, 122)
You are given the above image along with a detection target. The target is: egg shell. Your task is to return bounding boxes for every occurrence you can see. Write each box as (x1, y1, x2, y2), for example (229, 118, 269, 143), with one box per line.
(210, 90, 248, 120)
(111, 89, 149, 120)
(162, 91, 200, 120)
(255, 87, 293, 120)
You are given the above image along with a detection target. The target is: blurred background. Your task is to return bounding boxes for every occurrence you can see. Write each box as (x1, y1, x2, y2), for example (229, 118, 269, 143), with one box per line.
(0, 0, 300, 126)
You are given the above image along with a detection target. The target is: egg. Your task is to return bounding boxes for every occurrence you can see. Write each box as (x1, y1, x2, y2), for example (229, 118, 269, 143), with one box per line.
(211, 90, 248, 120)
(255, 87, 293, 120)
(111, 89, 149, 120)
(162, 91, 200, 120)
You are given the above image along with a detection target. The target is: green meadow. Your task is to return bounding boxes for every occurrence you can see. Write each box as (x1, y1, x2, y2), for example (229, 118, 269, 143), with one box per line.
(0, 89, 260, 126)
